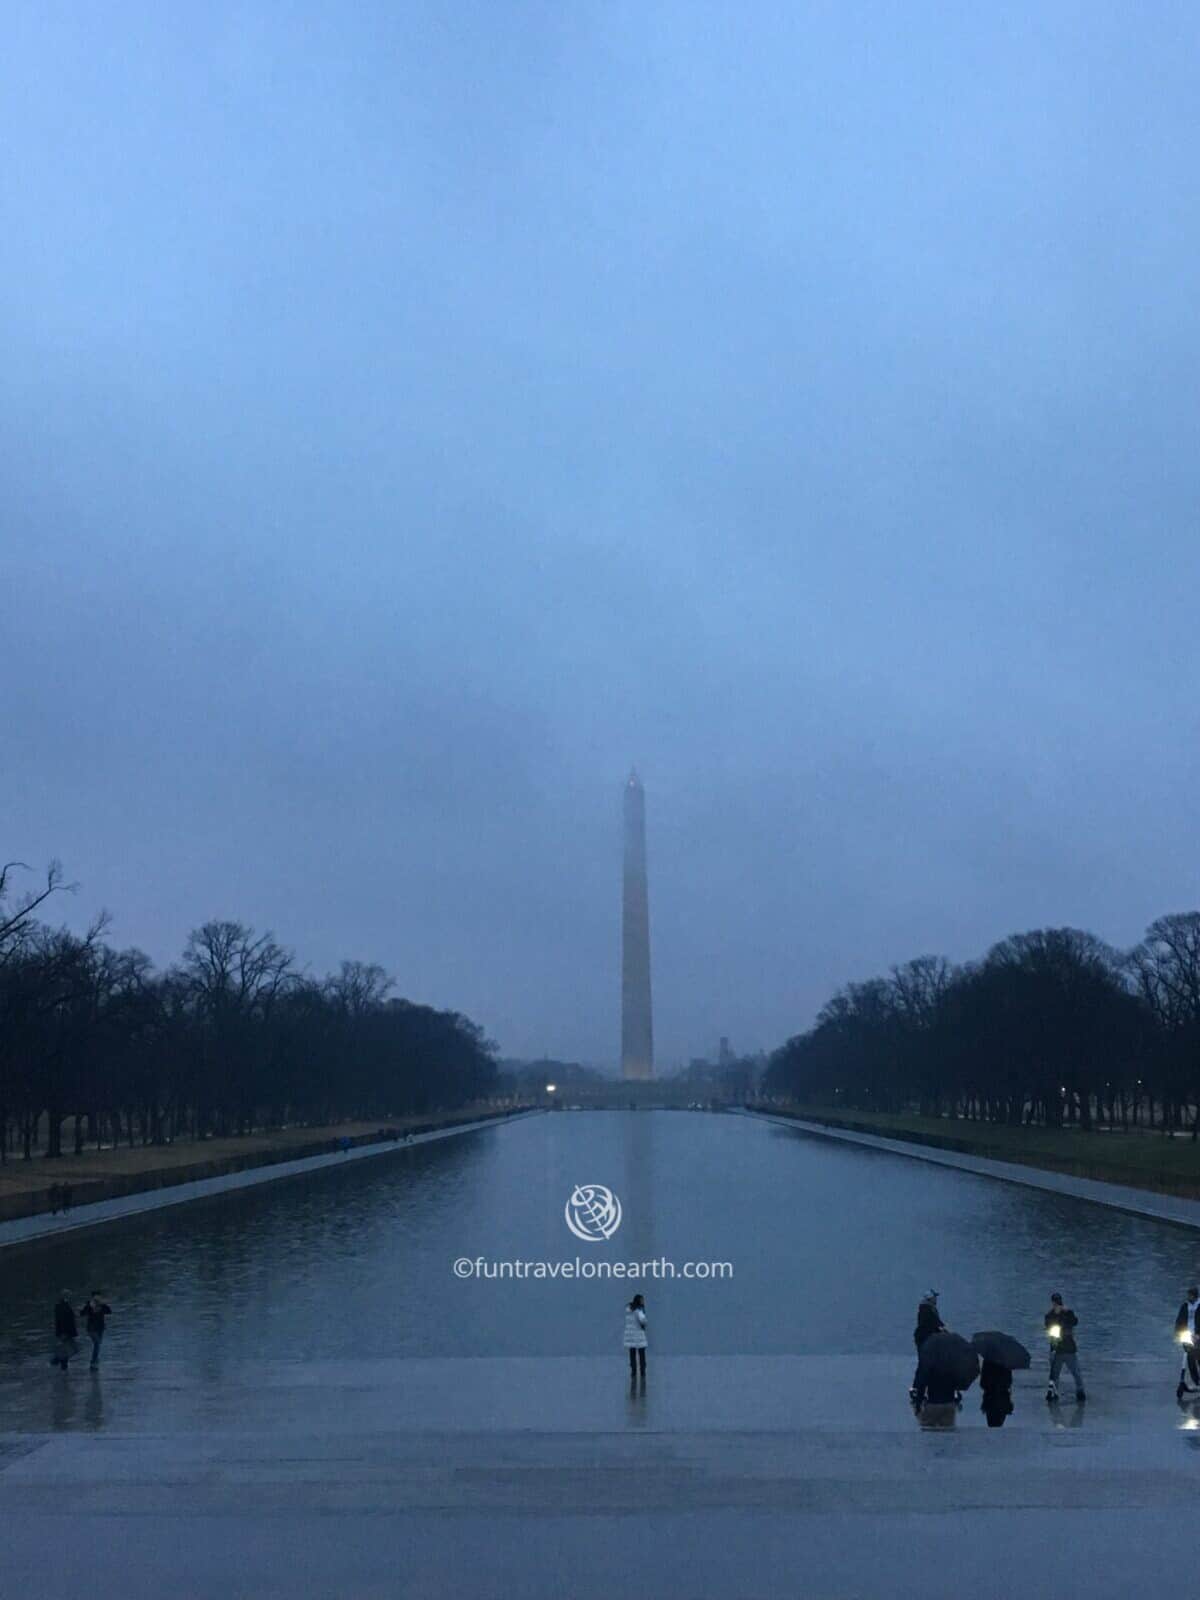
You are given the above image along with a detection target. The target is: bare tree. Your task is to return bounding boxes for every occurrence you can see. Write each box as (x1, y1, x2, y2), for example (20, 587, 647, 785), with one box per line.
(0, 860, 73, 967)
(1129, 914, 1200, 1135)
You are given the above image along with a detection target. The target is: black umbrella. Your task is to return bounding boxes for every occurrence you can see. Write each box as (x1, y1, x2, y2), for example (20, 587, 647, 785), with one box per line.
(971, 1331, 1032, 1371)
(917, 1331, 980, 1391)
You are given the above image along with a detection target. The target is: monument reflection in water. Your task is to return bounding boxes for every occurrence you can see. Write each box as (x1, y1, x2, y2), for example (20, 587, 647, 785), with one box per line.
(621, 769, 654, 1081)
(0, 1110, 1196, 1437)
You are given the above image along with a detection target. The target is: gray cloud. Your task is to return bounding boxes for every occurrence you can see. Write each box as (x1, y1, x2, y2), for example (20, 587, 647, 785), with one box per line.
(4, 1, 1199, 1065)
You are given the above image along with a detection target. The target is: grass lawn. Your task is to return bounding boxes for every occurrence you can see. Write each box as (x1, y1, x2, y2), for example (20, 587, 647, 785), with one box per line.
(761, 1104, 1200, 1198)
(0, 1104, 516, 1211)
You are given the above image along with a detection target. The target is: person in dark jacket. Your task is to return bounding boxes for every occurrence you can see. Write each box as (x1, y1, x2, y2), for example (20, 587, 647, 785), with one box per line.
(913, 1363, 958, 1409)
(980, 1358, 1014, 1427)
(909, 1291, 944, 1403)
(51, 1291, 78, 1370)
(1045, 1293, 1085, 1403)
(79, 1291, 112, 1370)
(912, 1343, 961, 1426)
(1175, 1286, 1200, 1398)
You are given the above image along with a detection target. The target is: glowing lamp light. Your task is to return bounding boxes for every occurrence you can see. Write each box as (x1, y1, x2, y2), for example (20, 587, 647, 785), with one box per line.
(545, 1083, 557, 1093)
(1181, 1331, 1195, 1347)
(1048, 1324, 1062, 1341)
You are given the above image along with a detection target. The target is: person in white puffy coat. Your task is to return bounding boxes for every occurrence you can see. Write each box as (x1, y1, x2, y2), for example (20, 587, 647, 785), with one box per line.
(624, 1293, 647, 1382)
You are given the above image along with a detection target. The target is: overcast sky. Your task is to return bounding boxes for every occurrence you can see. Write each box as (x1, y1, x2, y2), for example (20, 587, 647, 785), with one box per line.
(4, 2, 1199, 1067)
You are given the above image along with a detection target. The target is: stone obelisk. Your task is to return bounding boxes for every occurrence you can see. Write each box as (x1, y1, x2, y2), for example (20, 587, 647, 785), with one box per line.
(621, 768, 654, 1079)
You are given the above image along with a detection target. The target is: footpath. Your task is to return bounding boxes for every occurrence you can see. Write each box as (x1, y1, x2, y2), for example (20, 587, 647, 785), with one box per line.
(742, 1107, 1200, 1230)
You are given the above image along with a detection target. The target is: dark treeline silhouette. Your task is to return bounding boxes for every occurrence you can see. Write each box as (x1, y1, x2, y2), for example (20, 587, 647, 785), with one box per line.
(763, 917, 1200, 1134)
(0, 861, 499, 1163)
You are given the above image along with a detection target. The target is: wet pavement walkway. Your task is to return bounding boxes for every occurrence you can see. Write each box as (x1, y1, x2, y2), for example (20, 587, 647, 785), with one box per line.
(7, 1110, 1200, 1596)
(4, 1355, 1200, 1598)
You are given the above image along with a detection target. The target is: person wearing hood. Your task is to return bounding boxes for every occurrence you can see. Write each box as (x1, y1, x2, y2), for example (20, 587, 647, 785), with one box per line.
(909, 1290, 944, 1404)
(1175, 1286, 1200, 1399)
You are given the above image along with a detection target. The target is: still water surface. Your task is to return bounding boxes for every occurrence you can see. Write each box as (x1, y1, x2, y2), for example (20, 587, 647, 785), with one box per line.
(1, 1110, 1195, 1402)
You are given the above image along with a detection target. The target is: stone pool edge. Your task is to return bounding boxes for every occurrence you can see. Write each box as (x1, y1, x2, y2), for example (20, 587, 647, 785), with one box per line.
(738, 1107, 1200, 1231)
(0, 1108, 543, 1251)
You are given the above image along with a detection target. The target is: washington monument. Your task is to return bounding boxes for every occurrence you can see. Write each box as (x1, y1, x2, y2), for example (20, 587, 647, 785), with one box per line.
(621, 768, 654, 1079)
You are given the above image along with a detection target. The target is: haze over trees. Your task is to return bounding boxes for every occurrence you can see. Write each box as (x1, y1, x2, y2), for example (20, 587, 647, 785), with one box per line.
(763, 916, 1200, 1134)
(498, 1059, 606, 1096)
(0, 861, 499, 1163)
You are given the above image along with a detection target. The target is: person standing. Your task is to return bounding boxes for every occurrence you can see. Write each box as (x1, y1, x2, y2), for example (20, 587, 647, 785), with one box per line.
(1175, 1286, 1200, 1398)
(980, 1358, 1015, 1428)
(624, 1293, 647, 1383)
(911, 1337, 961, 1427)
(1045, 1292, 1085, 1403)
(51, 1291, 78, 1370)
(912, 1365, 960, 1425)
(909, 1291, 944, 1404)
(79, 1291, 112, 1370)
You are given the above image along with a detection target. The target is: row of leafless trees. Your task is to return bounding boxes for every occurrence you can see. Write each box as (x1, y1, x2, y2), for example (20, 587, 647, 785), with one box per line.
(0, 861, 499, 1162)
(762, 917, 1200, 1132)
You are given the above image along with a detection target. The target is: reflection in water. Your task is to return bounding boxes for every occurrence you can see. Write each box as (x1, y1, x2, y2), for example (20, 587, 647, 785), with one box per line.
(1049, 1401, 1087, 1430)
(625, 1374, 648, 1424)
(918, 1401, 958, 1429)
(623, 1112, 655, 1262)
(3, 1112, 1200, 1434)
(0, 1131, 480, 1371)
(622, 1113, 656, 1377)
(83, 1372, 104, 1431)
(50, 1372, 77, 1431)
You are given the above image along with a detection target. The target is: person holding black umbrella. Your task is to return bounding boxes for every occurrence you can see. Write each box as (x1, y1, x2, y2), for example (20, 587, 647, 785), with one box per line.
(1175, 1286, 1200, 1398)
(915, 1376, 960, 1427)
(1045, 1292, 1085, 1404)
(971, 1331, 1030, 1428)
(913, 1329, 979, 1421)
(979, 1360, 1014, 1426)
